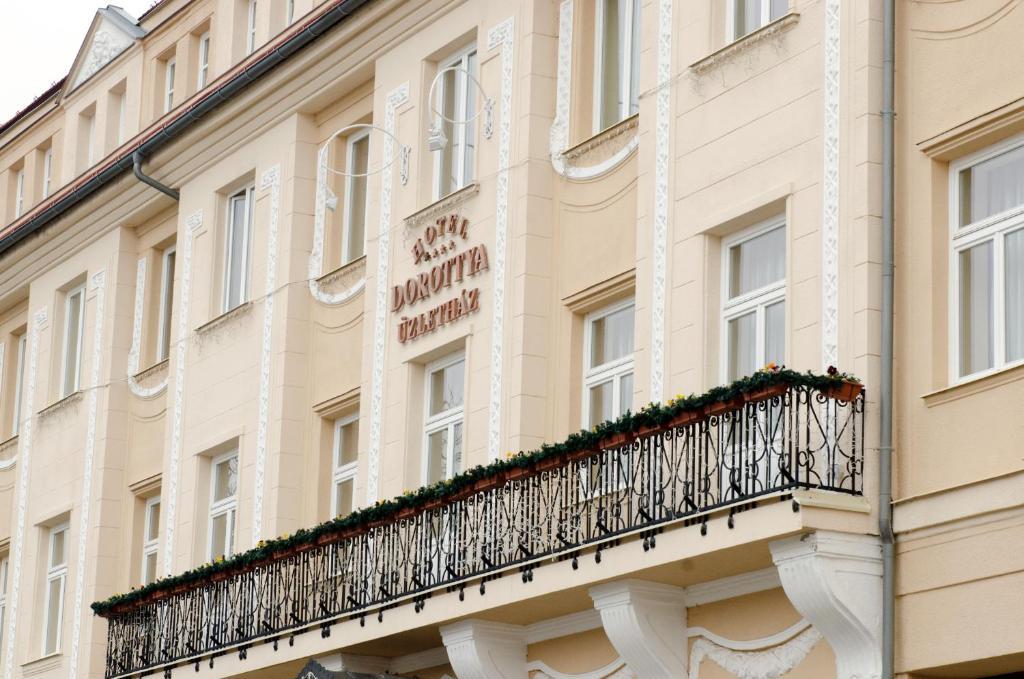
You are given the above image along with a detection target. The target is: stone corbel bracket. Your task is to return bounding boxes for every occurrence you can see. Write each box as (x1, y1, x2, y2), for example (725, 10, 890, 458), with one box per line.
(440, 620, 528, 679)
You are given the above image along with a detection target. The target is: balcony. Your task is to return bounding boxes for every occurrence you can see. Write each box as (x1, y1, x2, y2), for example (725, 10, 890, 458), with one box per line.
(95, 371, 864, 678)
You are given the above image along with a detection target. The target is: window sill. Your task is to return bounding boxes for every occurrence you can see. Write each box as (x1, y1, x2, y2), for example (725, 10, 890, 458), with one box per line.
(405, 183, 480, 230)
(0, 435, 17, 470)
(922, 361, 1024, 407)
(195, 301, 254, 336)
(690, 12, 801, 77)
(22, 652, 63, 675)
(317, 255, 367, 288)
(563, 113, 639, 162)
(38, 390, 84, 419)
(134, 357, 170, 383)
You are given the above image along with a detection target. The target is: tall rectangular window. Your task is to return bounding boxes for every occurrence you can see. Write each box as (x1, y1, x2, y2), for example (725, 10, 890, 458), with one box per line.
(331, 414, 358, 517)
(41, 147, 52, 199)
(343, 130, 369, 263)
(732, 0, 788, 40)
(197, 32, 211, 89)
(11, 332, 26, 436)
(42, 524, 68, 656)
(157, 245, 176, 361)
(594, 0, 641, 133)
(78, 109, 96, 172)
(951, 137, 1024, 380)
(208, 452, 238, 561)
(223, 185, 255, 312)
(433, 46, 477, 200)
(286, 0, 295, 24)
(582, 300, 635, 429)
(722, 219, 786, 382)
(246, 0, 258, 55)
(424, 354, 465, 484)
(0, 555, 7, 650)
(61, 285, 86, 398)
(117, 91, 127, 145)
(140, 497, 160, 584)
(164, 57, 176, 113)
(13, 169, 25, 219)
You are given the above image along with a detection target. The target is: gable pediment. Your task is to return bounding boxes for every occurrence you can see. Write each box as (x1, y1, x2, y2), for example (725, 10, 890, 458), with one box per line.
(67, 6, 146, 92)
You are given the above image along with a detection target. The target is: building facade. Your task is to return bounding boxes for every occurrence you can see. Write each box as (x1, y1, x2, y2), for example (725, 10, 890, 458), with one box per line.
(0, 0, 1017, 678)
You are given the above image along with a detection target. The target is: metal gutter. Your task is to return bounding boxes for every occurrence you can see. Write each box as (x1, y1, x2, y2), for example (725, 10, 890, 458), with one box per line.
(0, 0, 372, 256)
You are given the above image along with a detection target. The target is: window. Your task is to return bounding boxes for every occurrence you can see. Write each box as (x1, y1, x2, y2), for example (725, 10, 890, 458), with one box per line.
(331, 414, 358, 517)
(594, 0, 641, 133)
(13, 168, 25, 219)
(0, 555, 7, 650)
(951, 137, 1024, 380)
(423, 354, 465, 484)
(722, 219, 786, 382)
(61, 285, 86, 398)
(223, 185, 255, 312)
(11, 332, 26, 436)
(163, 57, 176, 113)
(208, 453, 238, 561)
(342, 130, 369, 263)
(78, 109, 96, 172)
(246, 0, 258, 55)
(41, 148, 52, 199)
(42, 524, 68, 656)
(286, 0, 295, 24)
(157, 246, 176, 361)
(117, 91, 127, 145)
(140, 497, 160, 584)
(433, 46, 477, 200)
(730, 0, 788, 40)
(197, 32, 211, 89)
(582, 300, 635, 429)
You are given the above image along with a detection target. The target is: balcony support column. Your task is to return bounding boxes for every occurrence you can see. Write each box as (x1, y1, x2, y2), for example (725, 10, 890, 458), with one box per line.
(770, 531, 883, 679)
(589, 579, 688, 678)
(440, 620, 527, 679)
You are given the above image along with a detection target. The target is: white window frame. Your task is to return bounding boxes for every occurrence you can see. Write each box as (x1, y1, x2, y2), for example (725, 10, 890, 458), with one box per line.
(581, 298, 635, 429)
(42, 523, 68, 657)
(11, 332, 26, 436)
(286, 0, 295, 24)
(592, 0, 640, 134)
(331, 413, 359, 517)
(140, 496, 160, 584)
(720, 216, 787, 383)
(726, 0, 788, 42)
(223, 185, 255, 313)
(948, 133, 1024, 384)
(13, 169, 25, 219)
(61, 285, 86, 398)
(342, 129, 370, 264)
(207, 451, 239, 561)
(197, 32, 211, 89)
(117, 91, 127, 145)
(422, 353, 466, 484)
(164, 57, 176, 113)
(156, 245, 176, 362)
(246, 0, 258, 55)
(432, 45, 477, 201)
(0, 555, 8, 651)
(41, 148, 52, 199)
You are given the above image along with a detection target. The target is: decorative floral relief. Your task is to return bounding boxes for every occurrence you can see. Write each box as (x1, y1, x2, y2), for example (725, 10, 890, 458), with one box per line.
(689, 624, 822, 679)
(528, 657, 634, 679)
(75, 27, 134, 87)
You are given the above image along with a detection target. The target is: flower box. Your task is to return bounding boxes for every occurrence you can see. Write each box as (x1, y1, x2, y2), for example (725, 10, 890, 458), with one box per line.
(703, 396, 744, 417)
(601, 431, 631, 450)
(504, 465, 532, 482)
(668, 410, 702, 428)
(743, 383, 788, 404)
(534, 455, 563, 472)
(566, 447, 596, 463)
(822, 380, 862, 402)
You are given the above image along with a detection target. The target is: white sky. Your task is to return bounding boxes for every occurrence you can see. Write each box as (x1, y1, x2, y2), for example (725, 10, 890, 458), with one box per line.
(0, 1, 157, 124)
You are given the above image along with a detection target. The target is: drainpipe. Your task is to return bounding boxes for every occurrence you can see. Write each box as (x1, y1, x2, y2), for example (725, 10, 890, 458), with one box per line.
(880, 0, 896, 677)
(132, 150, 179, 201)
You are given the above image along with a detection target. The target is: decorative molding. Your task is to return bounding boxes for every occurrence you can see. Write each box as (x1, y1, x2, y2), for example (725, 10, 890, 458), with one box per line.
(525, 609, 601, 644)
(2, 306, 46, 679)
(689, 622, 821, 679)
(528, 659, 633, 679)
(441, 620, 527, 679)
(251, 164, 282, 544)
(194, 299, 254, 336)
(390, 646, 451, 674)
(685, 567, 781, 607)
(821, 0, 841, 369)
(316, 256, 367, 293)
(403, 182, 480, 230)
(550, 0, 638, 180)
(487, 16, 515, 461)
(562, 115, 638, 162)
(0, 436, 17, 471)
(689, 13, 801, 77)
(770, 531, 883, 679)
(162, 210, 203, 576)
(37, 389, 84, 421)
(650, 0, 673, 403)
(74, 28, 133, 88)
(589, 580, 688, 678)
(366, 82, 410, 504)
(127, 257, 168, 398)
(68, 270, 107, 679)
(310, 144, 367, 306)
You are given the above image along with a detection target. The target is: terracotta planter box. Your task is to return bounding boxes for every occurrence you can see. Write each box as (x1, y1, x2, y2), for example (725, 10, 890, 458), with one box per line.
(566, 447, 596, 463)
(743, 383, 788, 404)
(534, 455, 563, 472)
(668, 410, 702, 428)
(601, 431, 631, 449)
(505, 466, 531, 482)
(823, 380, 863, 402)
(395, 506, 419, 521)
(703, 396, 744, 417)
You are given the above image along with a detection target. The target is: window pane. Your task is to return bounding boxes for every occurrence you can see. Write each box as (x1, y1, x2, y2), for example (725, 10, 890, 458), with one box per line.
(735, 0, 760, 37)
(765, 301, 785, 366)
(143, 552, 157, 585)
(160, 250, 176, 360)
(226, 194, 249, 309)
(728, 311, 757, 381)
(146, 501, 161, 541)
(618, 372, 633, 417)
(345, 135, 369, 262)
(462, 52, 477, 186)
(210, 513, 227, 559)
(628, 0, 641, 116)
(729, 226, 786, 298)
(336, 419, 358, 467)
(451, 422, 463, 476)
(959, 241, 995, 376)
(598, 0, 625, 130)
(44, 577, 63, 654)
(1006, 229, 1024, 362)
(770, 0, 788, 20)
(429, 359, 465, 415)
(590, 305, 635, 368)
(588, 380, 614, 428)
(334, 477, 354, 517)
(959, 144, 1024, 226)
(426, 429, 448, 484)
(213, 456, 238, 503)
(50, 529, 66, 568)
(63, 292, 83, 396)
(438, 67, 458, 197)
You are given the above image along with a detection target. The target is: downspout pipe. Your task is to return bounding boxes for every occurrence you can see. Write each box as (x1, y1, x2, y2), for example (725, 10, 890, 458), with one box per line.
(880, 0, 896, 677)
(132, 150, 179, 201)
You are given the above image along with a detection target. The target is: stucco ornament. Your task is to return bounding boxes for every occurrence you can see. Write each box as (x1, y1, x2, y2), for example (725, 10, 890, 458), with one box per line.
(688, 624, 822, 679)
(74, 25, 134, 88)
(529, 658, 634, 679)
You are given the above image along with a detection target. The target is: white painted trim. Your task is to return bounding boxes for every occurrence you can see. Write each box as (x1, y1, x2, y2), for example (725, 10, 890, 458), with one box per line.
(42, 523, 69, 657)
(684, 566, 781, 606)
(330, 413, 359, 517)
(422, 352, 466, 484)
(689, 619, 810, 652)
(650, 0, 672, 403)
(689, 624, 821, 679)
(390, 646, 451, 674)
(820, 0, 840, 369)
(208, 451, 239, 560)
(528, 658, 630, 679)
(440, 620, 527, 679)
(582, 299, 635, 431)
(590, 580, 688, 678)
(140, 496, 161, 584)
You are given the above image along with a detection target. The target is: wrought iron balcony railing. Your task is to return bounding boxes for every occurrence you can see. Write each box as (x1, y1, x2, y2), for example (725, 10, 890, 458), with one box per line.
(100, 381, 864, 677)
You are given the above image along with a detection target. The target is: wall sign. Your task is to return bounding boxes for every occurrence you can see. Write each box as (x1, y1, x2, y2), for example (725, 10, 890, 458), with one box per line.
(392, 213, 489, 343)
